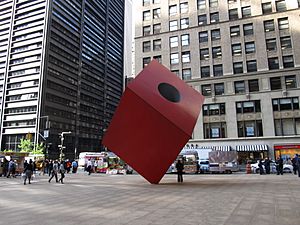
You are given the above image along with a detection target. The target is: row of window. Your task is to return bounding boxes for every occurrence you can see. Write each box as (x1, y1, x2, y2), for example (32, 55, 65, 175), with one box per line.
(142, 13, 289, 35)
(203, 97, 299, 116)
(201, 75, 297, 97)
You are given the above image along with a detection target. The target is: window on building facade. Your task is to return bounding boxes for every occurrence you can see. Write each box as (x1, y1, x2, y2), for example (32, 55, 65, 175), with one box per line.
(169, 20, 178, 31)
(170, 53, 179, 64)
(153, 55, 162, 64)
(266, 38, 277, 51)
(180, 2, 189, 13)
(272, 97, 299, 111)
(212, 46, 222, 59)
(204, 122, 227, 139)
(171, 70, 180, 77)
(264, 20, 275, 32)
(230, 25, 240, 37)
(214, 83, 224, 95)
(202, 84, 212, 96)
(268, 57, 279, 70)
(275, 118, 300, 136)
(153, 8, 160, 19)
(180, 18, 189, 29)
(169, 5, 177, 16)
(285, 75, 297, 89)
(262, 2, 272, 14)
(182, 68, 191, 80)
(143, 11, 151, 21)
(143, 26, 151, 36)
(233, 62, 243, 74)
(213, 64, 223, 77)
(238, 120, 263, 137)
(170, 36, 179, 48)
(236, 100, 261, 114)
(270, 77, 282, 90)
(232, 43, 242, 56)
(197, 0, 206, 10)
(210, 12, 219, 23)
(229, 8, 238, 20)
(153, 39, 161, 51)
(143, 0, 150, 6)
(243, 23, 253, 35)
(198, 14, 207, 25)
(199, 31, 208, 42)
(248, 79, 259, 92)
(201, 66, 210, 78)
(200, 48, 209, 60)
(153, 23, 161, 34)
(143, 57, 151, 68)
(283, 55, 294, 68)
(181, 34, 189, 46)
(245, 42, 255, 54)
(278, 17, 289, 30)
(209, 0, 218, 8)
(280, 36, 292, 49)
(276, 0, 286, 12)
(247, 60, 257, 72)
(242, 6, 251, 18)
(234, 81, 245, 93)
(182, 51, 191, 63)
(143, 41, 151, 52)
(203, 103, 226, 116)
(211, 29, 221, 41)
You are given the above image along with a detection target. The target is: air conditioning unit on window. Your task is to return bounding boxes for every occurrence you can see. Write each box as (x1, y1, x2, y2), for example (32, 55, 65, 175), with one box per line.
(246, 93, 250, 99)
(282, 90, 287, 96)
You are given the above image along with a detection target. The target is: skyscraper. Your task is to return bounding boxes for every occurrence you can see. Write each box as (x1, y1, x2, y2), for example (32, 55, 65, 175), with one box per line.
(135, 0, 300, 162)
(0, 0, 125, 159)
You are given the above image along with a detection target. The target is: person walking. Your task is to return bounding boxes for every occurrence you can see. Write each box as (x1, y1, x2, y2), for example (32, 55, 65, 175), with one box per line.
(86, 159, 92, 175)
(48, 160, 53, 176)
(295, 154, 300, 177)
(72, 160, 78, 173)
(264, 157, 271, 174)
(23, 159, 34, 185)
(6, 159, 16, 178)
(292, 155, 298, 175)
(176, 159, 184, 183)
(276, 157, 283, 175)
(58, 161, 66, 184)
(48, 160, 59, 183)
(258, 159, 264, 175)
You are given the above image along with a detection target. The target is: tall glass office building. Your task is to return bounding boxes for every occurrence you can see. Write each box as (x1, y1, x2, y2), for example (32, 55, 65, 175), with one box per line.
(0, 0, 125, 159)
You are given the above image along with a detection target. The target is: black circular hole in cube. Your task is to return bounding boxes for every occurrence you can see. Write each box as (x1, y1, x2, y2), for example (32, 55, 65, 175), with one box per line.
(158, 83, 180, 103)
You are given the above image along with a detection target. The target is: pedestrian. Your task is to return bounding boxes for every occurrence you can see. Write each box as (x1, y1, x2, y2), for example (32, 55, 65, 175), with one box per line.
(175, 159, 184, 183)
(292, 155, 298, 175)
(94, 160, 98, 173)
(295, 154, 300, 178)
(58, 161, 66, 184)
(264, 157, 271, 174)
(48, 160, 53, 176)
(258, 159, 264, 175)
(86, 159, 92, 175)
(276, 157, 283, 175)
(7, 159, 16, 178)
(72, 160, 78, 173)
(23, 159, 34, 185)
(48, 160, 59, 183)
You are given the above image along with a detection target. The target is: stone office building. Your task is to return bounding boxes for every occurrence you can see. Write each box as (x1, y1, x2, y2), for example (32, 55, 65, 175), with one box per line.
(135, 0, 300, 162)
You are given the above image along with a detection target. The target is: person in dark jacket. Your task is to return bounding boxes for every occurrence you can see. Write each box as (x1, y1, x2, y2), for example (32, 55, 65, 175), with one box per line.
(295, 154, 300, 177)
(175, 159, 184, 183)
(24, 160, 34, 185)
(292, 155, 298, 175)
(276, 157, 283, 175)
(258, 159, 264, 175)
(264, 157, 271, 174)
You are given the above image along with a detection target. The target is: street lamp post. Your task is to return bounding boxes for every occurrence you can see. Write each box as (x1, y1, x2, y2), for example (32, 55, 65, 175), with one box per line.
(59, 131, 72, 161)
(34, 115, 50, 157)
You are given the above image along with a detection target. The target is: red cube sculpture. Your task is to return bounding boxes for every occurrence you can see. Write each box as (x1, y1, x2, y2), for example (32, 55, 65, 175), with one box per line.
(103, 60, 205, 184)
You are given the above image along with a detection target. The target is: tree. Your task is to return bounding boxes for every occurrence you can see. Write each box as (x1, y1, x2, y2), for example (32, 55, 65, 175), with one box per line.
(33, 142, 45, 155)
(18, 138, 33, 152)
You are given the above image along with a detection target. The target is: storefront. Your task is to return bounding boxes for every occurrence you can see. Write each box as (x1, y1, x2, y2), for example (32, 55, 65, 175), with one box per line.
(235, 144, 269, 164)
(274, 144, 300, 160)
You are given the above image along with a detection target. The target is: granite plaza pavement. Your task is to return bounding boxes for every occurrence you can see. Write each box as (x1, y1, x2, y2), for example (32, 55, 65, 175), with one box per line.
(0, 172, 299, 225)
